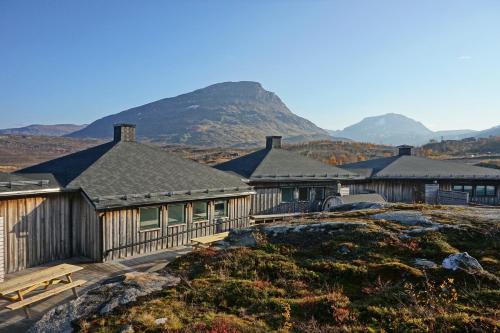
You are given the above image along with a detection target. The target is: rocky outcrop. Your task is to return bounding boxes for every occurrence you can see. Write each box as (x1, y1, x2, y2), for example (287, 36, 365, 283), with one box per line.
(329, 202, 385, 212)
(29, 272, 180, 333)
(442, 252, 483, 272)
(372, 211, 434, 227)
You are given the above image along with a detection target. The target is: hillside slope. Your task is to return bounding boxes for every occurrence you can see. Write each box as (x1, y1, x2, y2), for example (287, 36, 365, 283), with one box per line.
(68, 81, 330, 147)
(0, 124, 86, 136)
(330, 113, 479, 145)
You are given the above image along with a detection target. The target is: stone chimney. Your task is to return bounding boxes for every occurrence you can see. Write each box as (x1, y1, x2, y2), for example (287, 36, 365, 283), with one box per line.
(397, 145, 413, 156)
(266, 136, 282, 149)
(114, 124, 136, 142)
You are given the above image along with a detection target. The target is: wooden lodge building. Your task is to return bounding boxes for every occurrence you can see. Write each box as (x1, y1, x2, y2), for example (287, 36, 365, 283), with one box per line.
(0, 124, 254, 278)
(342, 145, 500, 205)
(215, 136, 361, 214)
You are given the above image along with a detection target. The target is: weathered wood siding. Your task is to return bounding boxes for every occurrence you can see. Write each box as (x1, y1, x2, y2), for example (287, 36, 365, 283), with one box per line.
(101, 196, 251, 261)
(71, 195, 101, 261)
(348, 181, 425, 203)
(0, 216, 5, 282)
(0, 193, 73, 274)
(250, 182, 341, 214)
(348, 180, 500, 205)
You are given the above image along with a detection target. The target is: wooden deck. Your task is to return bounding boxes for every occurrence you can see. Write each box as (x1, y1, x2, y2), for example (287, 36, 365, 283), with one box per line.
(0, 245, 192, 333)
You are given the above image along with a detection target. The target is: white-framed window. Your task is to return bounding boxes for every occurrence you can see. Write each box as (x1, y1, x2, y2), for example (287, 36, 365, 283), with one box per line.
(193, 201, 209, 222)
(139, 207, 160, 231)
(168, 203, 186, 225)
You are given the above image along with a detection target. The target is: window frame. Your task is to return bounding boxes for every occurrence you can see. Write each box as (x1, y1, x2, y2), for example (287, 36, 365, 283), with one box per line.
(139, 206, 161, 231)
(167, 203, 187, 226)
(298, 187, 310, 202)
(192, 201, 209, 223)
(281, 187, 295, 203)
(214, 200, 229, 219)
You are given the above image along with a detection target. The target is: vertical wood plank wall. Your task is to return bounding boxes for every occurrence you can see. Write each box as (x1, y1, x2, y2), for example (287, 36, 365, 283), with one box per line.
(0, 193, 73, 274)
(251, 183, 340, 214)
(71, 196, 101, 261)
(102, 196, 251, 261)
(348, 180, 500, 205)
(0, 217, 4, 282)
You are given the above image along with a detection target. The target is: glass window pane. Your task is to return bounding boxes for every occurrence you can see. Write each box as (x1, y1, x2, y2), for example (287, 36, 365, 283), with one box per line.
(463, 186, 473, 195)
(281, 188, 294, 202)
(486, 186, 496, 196)
(214, 200, 228, 218)
(193, 201, 208, 222)
(168, 204, 185, 225)
(313, 187, 325, 200)
(475, 186, 486, 197)
(140, 207, 160, 230)
(298, 187, 310, 201)
(452, 185, 463, 192)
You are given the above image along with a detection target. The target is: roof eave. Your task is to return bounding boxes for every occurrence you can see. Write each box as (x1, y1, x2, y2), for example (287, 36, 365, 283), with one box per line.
(93, 190, 256, 211)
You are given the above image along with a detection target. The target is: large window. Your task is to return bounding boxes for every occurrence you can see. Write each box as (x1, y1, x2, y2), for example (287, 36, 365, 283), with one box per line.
(281, 188, 294, 203)
(453, 184, 496, 197)
(312, 187, 325, 201)
(452, 185, 473, 196)
(168, 203, 186, 225)
(298, 187, 310, 201)
(475, 185, 496, 197)
(193, 201, 209, 222)
(214, 200, 228, 219)
(139, 207, 160, 231)
(486, 185, 496, 196)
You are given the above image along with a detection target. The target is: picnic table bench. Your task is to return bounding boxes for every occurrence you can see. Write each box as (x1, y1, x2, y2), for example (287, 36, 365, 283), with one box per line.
(191, 232, 229, 249)
(0, 263, 86, 318)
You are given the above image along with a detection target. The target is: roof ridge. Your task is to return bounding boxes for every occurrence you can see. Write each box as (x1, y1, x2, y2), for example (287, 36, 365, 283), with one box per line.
(251, 148, 358, 178)
(66, 141, 121, 189)
(371, 155, 403, 177)
(135, 141, 251, 181)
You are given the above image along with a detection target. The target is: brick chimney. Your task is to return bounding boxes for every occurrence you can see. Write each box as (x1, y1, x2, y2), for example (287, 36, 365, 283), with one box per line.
(114, 124, 136, 142)
(397, 145, 413, 156)
(266, 136, 282, 149)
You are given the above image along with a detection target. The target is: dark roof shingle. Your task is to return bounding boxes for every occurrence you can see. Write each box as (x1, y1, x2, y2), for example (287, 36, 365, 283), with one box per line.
(216, 147, 360, 181)
(18, 141, 252, 209)
(343, 155, 500, 180)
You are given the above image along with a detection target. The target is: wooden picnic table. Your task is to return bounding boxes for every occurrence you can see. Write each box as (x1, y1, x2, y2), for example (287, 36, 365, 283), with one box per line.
(0, 263, 86, 318)
(191, 231, 229, 249)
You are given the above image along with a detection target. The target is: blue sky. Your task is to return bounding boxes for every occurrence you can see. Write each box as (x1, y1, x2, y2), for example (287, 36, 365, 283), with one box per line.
(1, 0, 499, 131)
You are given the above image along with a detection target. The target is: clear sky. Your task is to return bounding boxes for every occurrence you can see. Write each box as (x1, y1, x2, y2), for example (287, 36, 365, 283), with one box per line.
(1, 0, 499, 131)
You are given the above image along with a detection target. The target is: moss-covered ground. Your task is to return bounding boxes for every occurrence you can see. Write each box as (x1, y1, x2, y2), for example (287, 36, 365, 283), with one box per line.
(77, 205, 499, 332)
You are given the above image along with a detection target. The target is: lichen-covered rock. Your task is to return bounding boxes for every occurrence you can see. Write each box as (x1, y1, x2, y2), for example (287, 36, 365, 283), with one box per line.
(29, 272, 180, 333)
(414, 258, 437, 268)
(372, 211, 435, 227)
(154, 317, 168, 325)
(329, 202, 385, 212)
(442, 252, 483, 271)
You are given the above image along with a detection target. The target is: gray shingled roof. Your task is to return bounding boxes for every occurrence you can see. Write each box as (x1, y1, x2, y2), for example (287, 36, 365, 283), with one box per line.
(18, 141, 253, 209)
(0, 172, 60, 195)
(342, 155, 500, 180)
(215, 147, 360, 181)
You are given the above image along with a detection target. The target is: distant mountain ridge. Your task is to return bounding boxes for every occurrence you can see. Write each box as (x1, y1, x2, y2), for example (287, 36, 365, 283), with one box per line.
(0, 124, 87, 137)
(329, 113, 485, 145)
(68, 81, 330, 147)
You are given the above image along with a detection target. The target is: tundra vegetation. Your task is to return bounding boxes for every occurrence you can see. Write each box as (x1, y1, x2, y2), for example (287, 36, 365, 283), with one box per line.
(76, 204, 499, 332)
